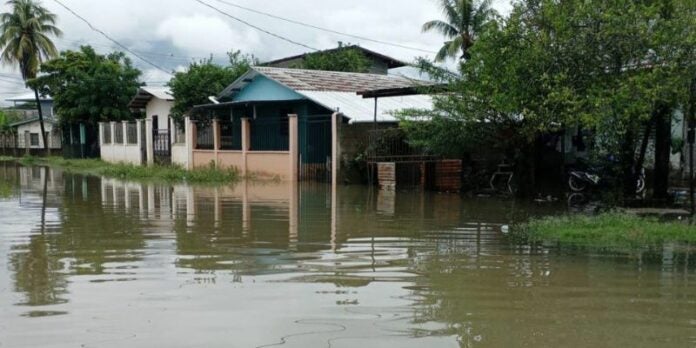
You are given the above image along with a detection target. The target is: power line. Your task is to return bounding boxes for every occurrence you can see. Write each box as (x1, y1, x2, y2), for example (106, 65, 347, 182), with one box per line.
(50, 0, 173, 76)
(212, 0, 437, 55)
(193, 0, 318, 52)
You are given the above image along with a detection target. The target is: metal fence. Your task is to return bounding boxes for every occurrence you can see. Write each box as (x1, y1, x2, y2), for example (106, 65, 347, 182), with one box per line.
(0, 133, 17, 155)
(113, 124, 124, 144)
(250, 117, 289, 151)
(195, 122, 214, 150)
(174, 125, 186, 144)
(299, 115, 332, 182)
(126, 122, 138, 144)
(366, 128, 435, 163)
(220, 119, 242, 150)
(103, 124, 112, 144)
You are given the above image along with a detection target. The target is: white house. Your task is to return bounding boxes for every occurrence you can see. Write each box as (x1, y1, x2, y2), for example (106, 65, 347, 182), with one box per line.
(11, 117, 61, 154)
(100, 86, 188, 167)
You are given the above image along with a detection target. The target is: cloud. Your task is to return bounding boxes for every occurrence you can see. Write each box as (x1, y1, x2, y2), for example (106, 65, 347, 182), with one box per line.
(156, 14, 260, 58)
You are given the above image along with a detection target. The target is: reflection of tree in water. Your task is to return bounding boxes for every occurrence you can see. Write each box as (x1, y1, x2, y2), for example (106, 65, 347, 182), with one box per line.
(10, 235, 67, 306)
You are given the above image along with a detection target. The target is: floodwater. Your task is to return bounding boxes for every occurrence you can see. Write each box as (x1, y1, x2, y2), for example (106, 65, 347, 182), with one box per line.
(1, 164, 695, 348)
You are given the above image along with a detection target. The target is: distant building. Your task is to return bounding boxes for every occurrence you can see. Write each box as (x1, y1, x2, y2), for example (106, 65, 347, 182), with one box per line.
(5, 92, 54, 119)
(10, 117, 61, 154)
(262, 45, 407, 75)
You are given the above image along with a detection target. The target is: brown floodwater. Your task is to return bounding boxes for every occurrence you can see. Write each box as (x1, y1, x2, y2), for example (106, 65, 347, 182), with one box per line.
(1, 163, 695, 347)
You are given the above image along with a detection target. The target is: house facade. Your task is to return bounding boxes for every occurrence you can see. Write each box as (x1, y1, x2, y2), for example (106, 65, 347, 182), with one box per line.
(100, 86, 188, 167)
(187, 66, 433, 181)
(11, 117, 61, 154)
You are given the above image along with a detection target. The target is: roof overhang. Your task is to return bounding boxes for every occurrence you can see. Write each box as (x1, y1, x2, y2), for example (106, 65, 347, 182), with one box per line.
(128, 87, 173, 110)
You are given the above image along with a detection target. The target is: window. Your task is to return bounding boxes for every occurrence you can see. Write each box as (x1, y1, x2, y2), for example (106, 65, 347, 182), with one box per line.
(30, 133, 39, 146)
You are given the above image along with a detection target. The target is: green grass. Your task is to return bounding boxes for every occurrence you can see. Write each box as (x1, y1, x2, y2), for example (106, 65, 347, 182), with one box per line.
(519, 212, 696, 250)
(18, 156, 239, 184)
(0, 156, 15, 161)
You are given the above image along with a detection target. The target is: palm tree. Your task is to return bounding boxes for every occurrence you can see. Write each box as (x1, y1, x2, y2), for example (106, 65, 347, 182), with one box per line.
(423, 0, 497, 62)
(0, 0, 61, 155)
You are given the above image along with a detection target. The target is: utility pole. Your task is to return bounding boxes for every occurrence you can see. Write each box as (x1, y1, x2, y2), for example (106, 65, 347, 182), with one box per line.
(689, 78, 696, 217)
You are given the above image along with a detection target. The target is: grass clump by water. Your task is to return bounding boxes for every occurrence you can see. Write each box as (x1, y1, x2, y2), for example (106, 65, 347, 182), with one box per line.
(521, 213, 696, 249)
(19, 156, 238, 184)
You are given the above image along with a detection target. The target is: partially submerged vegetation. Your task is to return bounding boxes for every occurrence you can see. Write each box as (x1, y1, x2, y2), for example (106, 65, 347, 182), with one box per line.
(519, 213, 696, 250)
(19, 156, 238, 184)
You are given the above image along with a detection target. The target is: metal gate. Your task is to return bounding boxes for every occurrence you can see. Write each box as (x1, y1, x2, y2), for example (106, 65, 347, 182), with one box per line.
(299, 115, 332, 182)
(153, 130, 171, 164)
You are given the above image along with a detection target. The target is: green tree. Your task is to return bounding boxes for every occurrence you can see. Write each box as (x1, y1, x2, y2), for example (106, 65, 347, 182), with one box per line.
(402, 0, 696, 198)
(0, 109, 21, 132)
(0, 0, 62, 154)
(298, 47, 371, 73)
(30, 46, 142, 124)
(422, 0, 498, 61)
(168, 50, 257, 122)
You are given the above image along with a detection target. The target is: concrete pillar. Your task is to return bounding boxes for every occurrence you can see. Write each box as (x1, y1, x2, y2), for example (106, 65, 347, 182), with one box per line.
(288, 114, 299, 182)
(136, 120, 144, 165)
(289, 181, 298, 249)
(331, 112, 342, 186)
(185, 117, 193, 170)
(110, 122, 116, 145)
(145, 119, 154, 166)
(241, 117, 250, 177)
(213, 118, 220, 167)
(122, 121, 128, 145)
(99, 123, 104, 146)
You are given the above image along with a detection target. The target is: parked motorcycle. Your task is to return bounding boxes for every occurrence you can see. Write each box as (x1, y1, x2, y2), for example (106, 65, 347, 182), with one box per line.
(567, 159, 646, 194)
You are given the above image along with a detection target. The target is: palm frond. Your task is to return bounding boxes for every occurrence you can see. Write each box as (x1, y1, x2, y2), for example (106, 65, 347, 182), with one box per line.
(422, 19, 459, 38)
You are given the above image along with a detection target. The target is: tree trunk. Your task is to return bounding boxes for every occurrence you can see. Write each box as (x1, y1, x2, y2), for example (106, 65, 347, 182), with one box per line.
(653, 103, 672, 200)
(620, 128, 637, 198)
(33, 88, 50, 156)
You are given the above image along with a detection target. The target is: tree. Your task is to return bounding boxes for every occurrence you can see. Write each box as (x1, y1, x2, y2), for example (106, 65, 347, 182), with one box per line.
(168, 50, 257, 122)
(0, 0, 62, 154)
(401, 0, 696, 199)
(422, 0, 498, 61)
(30, 46, 142, 125)
(0, 109, 21, 132)
(297, 46, 371, 73)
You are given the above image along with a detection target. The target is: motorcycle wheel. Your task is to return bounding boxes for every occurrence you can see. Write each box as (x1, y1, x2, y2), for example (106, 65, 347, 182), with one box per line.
(636, 177, 646, 194)
(568, 175, 588, 192)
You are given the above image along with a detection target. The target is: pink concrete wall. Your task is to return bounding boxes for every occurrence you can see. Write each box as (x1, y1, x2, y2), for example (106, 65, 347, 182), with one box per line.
(192, 151, 216, 168)
(246, 152, 291, 180)
(217, 151, 244, 170)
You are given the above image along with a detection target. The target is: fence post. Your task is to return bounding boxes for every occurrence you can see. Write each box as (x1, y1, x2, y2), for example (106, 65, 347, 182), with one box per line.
(241, 117, 250, 177)
(136, 120, 143, 165)
(185, 116, 193, 170)
(288, 114, 298, 182)
(332, 112, 342, 186)
(122, 121, 128, 146)
(145, 118, 154, 166)
(213, 118, 220, 168)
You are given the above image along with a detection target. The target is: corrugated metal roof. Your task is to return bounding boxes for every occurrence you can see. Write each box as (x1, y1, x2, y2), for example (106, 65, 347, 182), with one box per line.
(298, 91, 433, 123)
(128, 86, 173, 109)
(9, 117, 57, 128)
(6, 92, 52, 102)
(141, 86, 173, 100)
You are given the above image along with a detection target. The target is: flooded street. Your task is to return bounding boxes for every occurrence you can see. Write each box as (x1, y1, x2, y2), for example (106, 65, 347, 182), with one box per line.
(1, 164, 696, 347)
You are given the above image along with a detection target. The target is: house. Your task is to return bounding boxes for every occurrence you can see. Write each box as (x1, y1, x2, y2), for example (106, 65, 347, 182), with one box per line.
(186, 66, 433, 181)
(10, 117, 61, 155)
(5, 93, 60, 155)
(100, 86, 186, 166)
(263, 45, 408, 75)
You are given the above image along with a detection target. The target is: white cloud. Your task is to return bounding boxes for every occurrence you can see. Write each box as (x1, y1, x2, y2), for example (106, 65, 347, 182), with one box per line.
(156, 14, 260, 57)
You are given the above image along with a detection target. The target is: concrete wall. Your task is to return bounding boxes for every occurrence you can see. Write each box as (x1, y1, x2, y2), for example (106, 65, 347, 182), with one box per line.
(246, 152, 291, 179)
(99, 121, 144, 165)
(172, 143, 188, 168)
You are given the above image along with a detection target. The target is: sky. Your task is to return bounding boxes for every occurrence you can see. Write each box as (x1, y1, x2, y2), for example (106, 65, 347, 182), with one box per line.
(0, 0, 513, 103)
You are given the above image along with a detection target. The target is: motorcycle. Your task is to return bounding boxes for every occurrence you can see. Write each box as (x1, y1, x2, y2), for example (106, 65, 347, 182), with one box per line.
(567, 159, 646, 194)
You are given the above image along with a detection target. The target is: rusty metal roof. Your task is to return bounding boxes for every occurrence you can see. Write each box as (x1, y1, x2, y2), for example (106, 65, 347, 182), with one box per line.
(219, 66, 433, 99)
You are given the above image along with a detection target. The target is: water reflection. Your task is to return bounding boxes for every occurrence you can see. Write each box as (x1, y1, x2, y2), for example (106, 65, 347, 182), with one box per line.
(0, 164, 695, 347)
